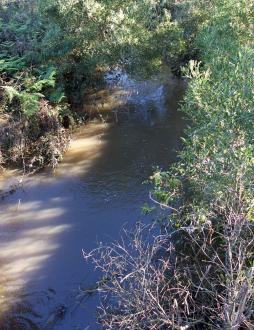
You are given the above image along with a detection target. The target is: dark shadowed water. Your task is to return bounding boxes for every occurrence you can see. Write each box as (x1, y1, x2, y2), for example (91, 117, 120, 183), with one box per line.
(0, 71, 186, 329)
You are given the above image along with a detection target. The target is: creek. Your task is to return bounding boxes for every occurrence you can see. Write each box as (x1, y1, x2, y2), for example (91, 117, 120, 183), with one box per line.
(0, 71, 186, 329)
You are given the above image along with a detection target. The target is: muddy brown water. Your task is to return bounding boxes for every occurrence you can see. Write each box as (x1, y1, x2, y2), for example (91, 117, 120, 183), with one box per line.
(0, 71, 186, 329)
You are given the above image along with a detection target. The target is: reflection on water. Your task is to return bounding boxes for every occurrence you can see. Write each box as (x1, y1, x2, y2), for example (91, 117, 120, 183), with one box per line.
(56, 123, 109, 178)
(0, 71, 186, 329)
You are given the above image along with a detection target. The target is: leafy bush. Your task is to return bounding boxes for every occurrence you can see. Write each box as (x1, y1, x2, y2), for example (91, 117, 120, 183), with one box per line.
(149, 1, 254, 326)
(153, 0, 254, 226)
(38, 0, 186, 83)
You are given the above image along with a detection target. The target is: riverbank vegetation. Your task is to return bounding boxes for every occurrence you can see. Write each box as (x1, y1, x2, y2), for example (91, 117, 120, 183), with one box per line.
(0, 0, 186, 172)
(86, 0, 254, 329)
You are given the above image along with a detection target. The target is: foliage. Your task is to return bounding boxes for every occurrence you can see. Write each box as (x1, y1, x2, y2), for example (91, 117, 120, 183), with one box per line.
(0, 0, 187, 114)
(147, 0, 254, 327)
(153, 0, 254, 225)
(0, 1, 64, 117)
(37, 0, 186, 83)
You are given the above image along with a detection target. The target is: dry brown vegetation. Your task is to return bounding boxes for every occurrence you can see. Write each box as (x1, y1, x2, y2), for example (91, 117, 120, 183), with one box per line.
(84, 211, 254, 329)
(0, 100, 70, 174)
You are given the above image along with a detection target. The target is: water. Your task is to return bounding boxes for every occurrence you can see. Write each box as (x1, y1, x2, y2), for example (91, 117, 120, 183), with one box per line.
(0, 71, 186, 329)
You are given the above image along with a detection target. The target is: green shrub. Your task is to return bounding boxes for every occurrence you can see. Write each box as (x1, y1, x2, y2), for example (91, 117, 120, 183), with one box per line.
(153, 0, 254, 223)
